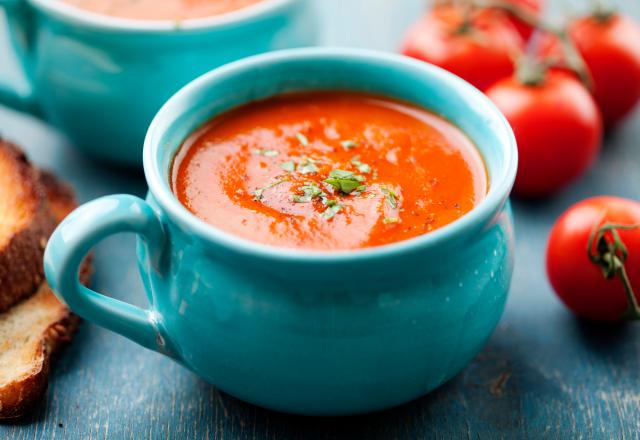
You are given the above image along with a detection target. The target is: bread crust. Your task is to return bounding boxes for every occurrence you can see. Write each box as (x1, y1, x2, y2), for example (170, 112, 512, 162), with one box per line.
(0, 285, 80, 419)
(0, 141, 56, 313)
(0, 162, 88, 420)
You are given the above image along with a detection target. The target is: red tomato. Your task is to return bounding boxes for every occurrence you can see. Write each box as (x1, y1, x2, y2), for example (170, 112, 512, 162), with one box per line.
(486, 70, 602, 197)
(401, 5, 524, 91)
(547, 197, 640, 322)
(570, 14, 640, 128)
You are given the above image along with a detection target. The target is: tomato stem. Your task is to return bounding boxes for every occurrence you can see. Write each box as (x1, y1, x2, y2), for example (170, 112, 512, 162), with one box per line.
(435, 0, 593, 90)
(587, 222, 640, 321)
(473, 0, 594, 90)
(592, 0, 615, 23)
(453, 0, 475, 34)
(555, 30, 594, 90)
(515, 53, 548, 86)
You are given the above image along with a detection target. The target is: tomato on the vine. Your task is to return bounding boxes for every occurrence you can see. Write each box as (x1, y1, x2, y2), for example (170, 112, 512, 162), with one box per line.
(401, 5, 524, 91)
(486, 69, 602, 197)
(547, 197, 640, 322)
(569, 14, 640, 128)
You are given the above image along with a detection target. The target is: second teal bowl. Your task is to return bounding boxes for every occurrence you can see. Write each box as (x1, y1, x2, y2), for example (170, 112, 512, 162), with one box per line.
(0, 0, 316, 164)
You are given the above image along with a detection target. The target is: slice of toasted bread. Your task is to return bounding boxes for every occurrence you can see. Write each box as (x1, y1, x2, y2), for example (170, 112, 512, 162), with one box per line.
(0, 170, 87, 419)
(0, 141, 56, 313)
(0, 283, 79, 419)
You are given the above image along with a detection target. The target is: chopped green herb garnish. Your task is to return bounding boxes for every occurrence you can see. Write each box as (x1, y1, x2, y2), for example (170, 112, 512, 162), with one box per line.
(280, 160, 295, 172)
(253, 178, 287, 201)
(356, 185, 367, 192)
(292, 182, 323, 203)
(381, 187, 398, 209)
(350, 155, 371, 174)
(341, 140, 357, 150)
(383, 217, 400, 224)
(253, 189, 265, 201)
(297, 157, 319, 174)
(349, 184, 367, 197)
(253, 148, 279, 157)
(357, 164, 371, 174)
(320, 202, 343, 220)
(324, 169, 366, 195)
(296, 133, 309, 147)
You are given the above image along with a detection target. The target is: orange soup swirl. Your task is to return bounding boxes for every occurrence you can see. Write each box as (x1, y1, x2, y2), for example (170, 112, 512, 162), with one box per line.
(62, 0, 263, 20)
(171, 92, 488, 250)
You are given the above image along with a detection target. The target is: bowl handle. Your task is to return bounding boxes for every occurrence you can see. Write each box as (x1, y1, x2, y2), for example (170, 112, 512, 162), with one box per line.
(44, 195, 179, 359)
(0, 0, 39, 113)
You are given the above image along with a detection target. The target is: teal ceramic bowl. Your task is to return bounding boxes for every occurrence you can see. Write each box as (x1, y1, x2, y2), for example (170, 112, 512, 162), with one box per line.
(0, 0, 316, 164)
(44, 48, 518, 416)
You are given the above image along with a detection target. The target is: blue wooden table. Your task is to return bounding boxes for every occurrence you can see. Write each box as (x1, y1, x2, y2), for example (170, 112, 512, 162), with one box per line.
(2, 1, 640, 438)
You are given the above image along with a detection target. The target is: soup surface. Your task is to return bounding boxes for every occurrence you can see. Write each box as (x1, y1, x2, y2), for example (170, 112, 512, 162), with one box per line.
(62, 0, 263, 20)
(171, 92, 488, 251)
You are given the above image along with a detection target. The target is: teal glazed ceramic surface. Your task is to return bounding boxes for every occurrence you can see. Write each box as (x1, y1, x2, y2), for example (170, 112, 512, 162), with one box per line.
(44, 48, 518, 416)
(0, 0, 315, 164)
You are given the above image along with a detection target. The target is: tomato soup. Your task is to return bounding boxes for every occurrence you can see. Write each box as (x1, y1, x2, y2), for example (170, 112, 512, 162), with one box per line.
(62, 0, 263, 20)
(171, 92, 488, 251)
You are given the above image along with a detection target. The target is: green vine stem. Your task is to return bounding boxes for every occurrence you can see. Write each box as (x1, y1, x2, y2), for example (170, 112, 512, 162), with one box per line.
(469, 0, 594, 90)
(593, 0, 615, 22)
(587, 221, 640, 320)
(514, 30, 558, 86)
(554, 29, 593, 90)
(515, 47, 552, 86)
(456, 0, 475, 34)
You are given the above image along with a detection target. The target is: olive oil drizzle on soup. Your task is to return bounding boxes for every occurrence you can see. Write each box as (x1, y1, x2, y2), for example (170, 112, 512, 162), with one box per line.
(62, 0, 263, 20)
(171, 92, 488, 251)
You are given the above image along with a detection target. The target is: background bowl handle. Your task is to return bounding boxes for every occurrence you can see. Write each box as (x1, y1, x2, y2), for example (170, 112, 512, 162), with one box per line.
(0, 0, 38, 113)
(44, 195, 178, 359)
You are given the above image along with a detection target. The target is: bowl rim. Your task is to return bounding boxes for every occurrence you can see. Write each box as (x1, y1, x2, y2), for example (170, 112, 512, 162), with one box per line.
(28, 0, 295, 33)
(144, 47, 518, 263)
